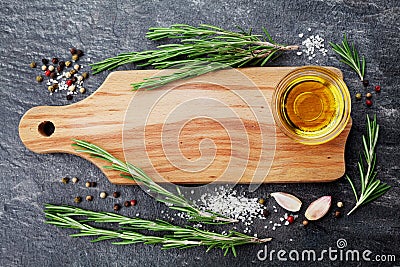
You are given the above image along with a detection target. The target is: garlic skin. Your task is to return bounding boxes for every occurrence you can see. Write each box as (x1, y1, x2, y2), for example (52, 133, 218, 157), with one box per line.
(270, 192, 302, 212)
(305, 196, 332, 221)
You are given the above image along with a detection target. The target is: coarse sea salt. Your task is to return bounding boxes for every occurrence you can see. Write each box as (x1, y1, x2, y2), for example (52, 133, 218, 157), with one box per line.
(297, 30, 328, 60)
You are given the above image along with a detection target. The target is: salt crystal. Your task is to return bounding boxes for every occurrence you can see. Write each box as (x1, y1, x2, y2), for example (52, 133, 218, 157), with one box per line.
(296, 51, 302, 56)
(284, 221, 289, 226)
(308, 28, 312, 32)
(280, 217, 284, 222)
(298, 33, 304, 38)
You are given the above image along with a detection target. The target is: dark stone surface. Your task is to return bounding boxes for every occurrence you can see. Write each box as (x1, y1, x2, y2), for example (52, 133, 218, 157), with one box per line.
(1, 0, 399, 266)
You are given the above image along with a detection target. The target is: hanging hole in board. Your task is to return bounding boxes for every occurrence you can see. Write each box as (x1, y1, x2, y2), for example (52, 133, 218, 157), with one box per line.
(38, 121, 55, 137)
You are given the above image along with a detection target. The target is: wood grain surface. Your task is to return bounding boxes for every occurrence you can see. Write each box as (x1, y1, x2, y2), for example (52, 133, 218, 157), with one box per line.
(18, 67, 351, 184)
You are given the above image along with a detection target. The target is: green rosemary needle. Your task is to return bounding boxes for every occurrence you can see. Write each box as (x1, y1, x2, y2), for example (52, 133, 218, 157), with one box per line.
(346, 115, 391, 215)
(45, 204, 271, 256)
(90, 24, 298, 90)
(72, 139, 237, 224)
(329, 34, 366, 81)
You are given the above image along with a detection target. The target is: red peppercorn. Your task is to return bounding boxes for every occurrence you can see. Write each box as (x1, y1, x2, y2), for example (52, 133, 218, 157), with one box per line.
(130, 199, 137, 206)
(375, 85, 381, 92)
(366, 99, 372, 107)
(66, 79, 73, 86)
(45, 70, 51, 76)
(287, 215, 294, 224)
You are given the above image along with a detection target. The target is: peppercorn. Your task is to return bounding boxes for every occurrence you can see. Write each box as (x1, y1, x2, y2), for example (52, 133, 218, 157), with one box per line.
(124, 201, 131, 207)
(85, 181, 91, 187)
(130, 199, 137, 206)
(59, 61, 65, 67)
(65, 61, 72, 67)
(74, 196, 82, 203)
(56, 66, 63, 73)
(70, 69, 77, 75)
(42, 58, 49, 65)
(61, 177, 69, 184)
(66, 80, 73, 87)
(45, 70, 51, 77)
(113, 192, 120, 198)
(287, 215, 295, 224)
(50, 72, 57, 79)
(68, 85, 76, 92)
(48, 65, 55, 72)
(30, 61, 36, 68)
(366, 99, 372, 107)
(74, 64, 80, 71)
(302, 220, 309, 226)
(41, 65, 47, 71)
(362, 80, 369, 87)
(36, 75, 44, 83)
(53, 83, 59, 89)
(113, 204, 121, 211)
(66, 94, 73, 100)
(86, 195, 93, 201)
(65, 72, 72, 78)
(48, 85, 55, 93)
(366, 92, 372, 99)
(262, 209, 269, 217)
(82, 72, 89, 79)
(79, 87, 86, 94)
(334, 210, 341, 218)
(72, 177, 79, 183)
(71, 76, 77, 83)
(52, 57, 58, 64)
(90, 182, 97, 187)
(72, 54, 79, 61)
(337, 201, 343, 208)
(70, 47, 77, 55)
(100, 192, 107, 199)
(77, 75, 83, 81)
(258, 198, 265, 205)
(76, 49, 84, 57)
(375, 85, 381, 92)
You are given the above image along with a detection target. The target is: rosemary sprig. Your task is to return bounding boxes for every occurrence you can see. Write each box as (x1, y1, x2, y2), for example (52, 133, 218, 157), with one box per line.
(72, 139, 237, 224)
(329, 34, 366, 81)
(90, 24, 298, 90)
(346, 115, 391, 215)
(45, 205, 271, 256)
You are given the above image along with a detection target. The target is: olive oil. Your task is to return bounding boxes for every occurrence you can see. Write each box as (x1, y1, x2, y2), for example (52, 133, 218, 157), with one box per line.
(281, 76, 340, 136)
(273, 66, 351, 145)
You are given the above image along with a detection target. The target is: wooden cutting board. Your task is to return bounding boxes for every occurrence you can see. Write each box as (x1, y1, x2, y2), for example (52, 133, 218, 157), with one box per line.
(19, 67, 351, 184)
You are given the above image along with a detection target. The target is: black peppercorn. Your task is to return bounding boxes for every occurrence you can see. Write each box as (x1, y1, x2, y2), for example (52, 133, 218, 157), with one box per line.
(77, 49, 84, 57)
(56, 65, 63, 73)
(42, 58, 49, 65)
(66, 94, 73, 100)
(70, 47, 77, 55)
(262, 209, 270, 217)
(58, 60, 65, 67)
(50, 72, 57, 79)
(362, 80, 369, 87)
(52, 57, 58, 64)
(114, 204, 121, 211)
(71, 76, 77, 83)
(124, 201, 131, 207)
(113, 192, 120, 198)
(90, 181, 97, 187)
(334, 210, 341, 218)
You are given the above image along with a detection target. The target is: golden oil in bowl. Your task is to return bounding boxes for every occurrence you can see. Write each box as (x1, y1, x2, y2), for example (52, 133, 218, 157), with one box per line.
(273, 66, 351, 145)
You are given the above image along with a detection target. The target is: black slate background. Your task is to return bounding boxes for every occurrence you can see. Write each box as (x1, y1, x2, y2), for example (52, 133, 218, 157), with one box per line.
(1, 0, 399, 266)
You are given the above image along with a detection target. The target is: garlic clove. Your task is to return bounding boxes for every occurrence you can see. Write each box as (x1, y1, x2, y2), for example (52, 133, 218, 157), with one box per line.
(270, 192, 302, 212)
(305, 196, 332, 221)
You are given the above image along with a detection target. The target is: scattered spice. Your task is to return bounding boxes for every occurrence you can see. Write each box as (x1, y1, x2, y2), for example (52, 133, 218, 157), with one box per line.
(86, 195, 93, 201)
(52, 57, 58, 64)
(302, 220, 309, 226)
(30, 62, 36, 68)
(48, 85, 55, 93)
(113, 192, 120, 198)
(65, 61, 72, 67)
(82, 72, 89, 79)
(50, 72, 57, 79)
(45, 70, 51, 77)
(61, 177, 69, 184)
(41, 65, 47, 71)
(48, 65, 55, 72)
(262, 209, 270, 217)
(36, 75, 43, 83)
(366, 92, 372, 99)
(124, 201, 131, 207)
(337, 201, 343, 208)
(90, 182, 96, 187)
(76, 49, 84, 57)
(130, 199, 137, 206)
(334, 210, 341, 218)
(375, 85, 381, 92)
(258, 198, 265, 205)
(113, 204, 121, 211)
(79, 87, 86, 94)
(70, 47, 77, 55)
(42, 58, 49, 65)
(72, 54, 79, 61)
(66, 95, 73, 100)
(85, 181, 91, 187)
(69, 69, 77, 75)
(287, 215, 295, 224)
(74, 64, 80, 71)
(100, 192, 107, 199)
(366, 99, 372, 107)
(362, 80, 369, 87)
(74, 196, 82, 203)
(355, 93, 362, 100)
(72, 177, 79, 184)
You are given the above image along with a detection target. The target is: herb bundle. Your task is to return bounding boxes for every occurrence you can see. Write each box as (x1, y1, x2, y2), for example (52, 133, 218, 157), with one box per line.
(90, 24, 298, 90)
(45, 205, 271, 256)
(346, 115, 391, 215)
(329, 34, 366, 82)
(72, 139, 237, 224)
